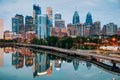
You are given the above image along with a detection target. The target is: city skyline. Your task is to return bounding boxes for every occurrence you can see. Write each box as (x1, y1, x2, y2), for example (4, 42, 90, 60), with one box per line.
(0, 0, 120, 31)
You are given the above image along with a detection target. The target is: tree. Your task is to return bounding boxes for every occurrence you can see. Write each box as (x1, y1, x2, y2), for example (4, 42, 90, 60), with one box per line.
(46, 36, 59, 46)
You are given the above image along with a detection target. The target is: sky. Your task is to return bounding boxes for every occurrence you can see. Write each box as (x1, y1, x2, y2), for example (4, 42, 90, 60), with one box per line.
(0, 0, 120, 31)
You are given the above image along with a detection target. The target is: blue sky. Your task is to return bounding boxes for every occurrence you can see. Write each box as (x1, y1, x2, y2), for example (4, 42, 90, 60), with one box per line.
(0, 0, 120, 31)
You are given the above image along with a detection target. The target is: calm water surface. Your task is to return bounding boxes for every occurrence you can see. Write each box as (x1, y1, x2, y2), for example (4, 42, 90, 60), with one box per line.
(0, 47, 120, 80)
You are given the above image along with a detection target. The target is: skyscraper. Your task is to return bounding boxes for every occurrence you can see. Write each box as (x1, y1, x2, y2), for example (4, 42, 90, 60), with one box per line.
(55, 12, 61, 20)
(15, 14, 24, 34)
(33, 4, 41, 33)
(46, 7, 53, 27)
(0, 19, 3, 39)
(37, 14, 50, 39)
(72, 11, 80, 24)
(12, 17, 19, 34)
(25, 16, 33, 32)
(85, 12, 93, 26)
(54, 12, 65, 28)
(102, 23, 117, 36)
(90, 21, 101, 36)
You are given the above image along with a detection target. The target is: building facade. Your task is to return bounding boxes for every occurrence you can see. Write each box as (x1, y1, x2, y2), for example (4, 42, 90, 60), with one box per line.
(25, 16, 33, 32)
(37, 14, 50, 39)
(33, 4, 41, 33)
(0, 19, 3, 39)
(46, 7, 53, 27)
(15, 14, 24, 34)
(102, 23, 117, 36)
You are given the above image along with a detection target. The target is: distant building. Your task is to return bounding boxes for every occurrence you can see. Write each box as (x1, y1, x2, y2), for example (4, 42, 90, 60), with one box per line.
(51, 27, 67, 37)
(25, 16, 33, 32)
(33, 4, 41, 33)
(84, 24, 92, 36)
(15, 14, 24, 34)
(4, 31, 13, 40)
(0, 19, 3, 39)
(55, 12, 61, 20)
(46, 7, 53, 27)
(117, 27, 120, 36)
(54, 12, 65, 28)
(12, 17, 19, 34)
(37, 14, 50, 39)
(102, 23, 117, 36)
(67, 23, 76, 37)
(72, 11, 80, 24)
(55, 19, 65, 28)
(90, 21, 101, 36)
(0, 48, 4, 66)
(85, 12, 93, 26)
(67, 23, 84, 37)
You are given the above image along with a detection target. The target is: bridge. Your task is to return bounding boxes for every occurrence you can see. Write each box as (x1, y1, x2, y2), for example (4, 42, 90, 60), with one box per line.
(16, 43, 120, 68)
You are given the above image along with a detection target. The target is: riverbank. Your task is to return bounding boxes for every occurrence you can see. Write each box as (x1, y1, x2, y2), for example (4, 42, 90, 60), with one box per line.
(16, 43, 120, 63)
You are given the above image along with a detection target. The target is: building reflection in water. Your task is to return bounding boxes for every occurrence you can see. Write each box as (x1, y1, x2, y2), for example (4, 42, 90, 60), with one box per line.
(54, 59, 62, 71)
(86, 62, 92, 70)
(33, 52, 52, 77)
(73, 59, 79, 71)
(12, 52, 24, 69)
(0, 48, 4, 66)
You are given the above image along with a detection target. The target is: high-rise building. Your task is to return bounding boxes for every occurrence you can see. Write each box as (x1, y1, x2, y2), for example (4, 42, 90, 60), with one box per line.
(33, 4, 41, 33)
(85, 12, 93, 26)
(0, 19, 4, 39)
(90, 21, 101, 36)
(25, 16, 33, 32)
(46, 7, 53, 27)
(55, 19, 65, 28)
(37, 14, 50, 39)
(12, 17, 19, 34)
(15, 14, 24, 34)
(54, 12, 65, 28)
(55, 12, 61, 20)
(72, 11, 80, 24)
(0, 48, 4, 66)
(102, 23, 117, 36)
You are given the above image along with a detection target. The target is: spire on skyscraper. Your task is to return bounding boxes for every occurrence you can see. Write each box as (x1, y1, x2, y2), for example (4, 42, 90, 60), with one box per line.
(72, 11, 80, 24)
(85, 12, 93, 26)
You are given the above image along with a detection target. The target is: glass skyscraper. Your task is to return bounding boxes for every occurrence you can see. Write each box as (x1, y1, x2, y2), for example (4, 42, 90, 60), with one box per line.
(14, 14, 24, 34)
(25, 16, 33, 32)
(55, 12, 61, 20)
(12, 17, 19, 34)
(37, 14, 50, 39)
(72, 11, 80, 24)
(85, 12, 93, 26)
(33, 4, 41, 33)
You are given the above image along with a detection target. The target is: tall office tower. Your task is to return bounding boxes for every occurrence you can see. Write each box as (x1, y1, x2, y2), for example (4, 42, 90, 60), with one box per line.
(55, 12, 61, 20)
(75, 23, 84, 36)
(0, 19, 3, 39)
(102, 23, 117, 36)
(54, 12, 65, 28)
(72, 11, 80, 24)
(46, 7, 53, 27)
(15, 14, 24, 34)
(25, 16, 33, 32)
(37, 14, 50, 39)
(85, 12, 93, 26)
(33, 4, 41, 33)
(90, 21, 101, 36)
(12, 17, 19, 34)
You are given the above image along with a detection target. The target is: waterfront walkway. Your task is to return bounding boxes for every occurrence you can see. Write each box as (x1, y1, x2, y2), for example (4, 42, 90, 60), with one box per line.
(16, 43, 120, 64)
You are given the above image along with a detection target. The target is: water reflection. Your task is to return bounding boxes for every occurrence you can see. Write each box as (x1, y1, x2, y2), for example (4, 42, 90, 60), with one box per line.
(0, 47, 120, 80)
